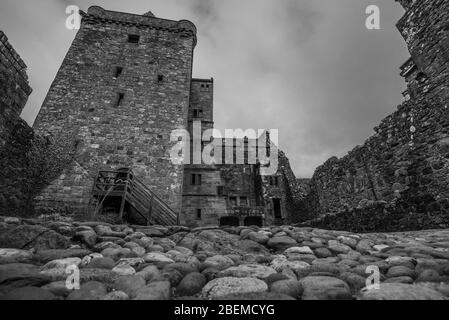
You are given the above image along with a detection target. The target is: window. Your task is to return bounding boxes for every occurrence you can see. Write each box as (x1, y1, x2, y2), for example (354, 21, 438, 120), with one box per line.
(200, 83, 210, 91)
(116, 93, 125, 107)
(157, 75, 164, 82)
(191, 174, 202, 186)
(193, 109, 203, 118)
(269, 176, 279, 186)
(240, 196, 248, 206)
(196, 209, 202, 220)
(217, 186, 224, 196)
(114, 66, 123, 78)
(229, 196, 237, 206)
(128, 34, 140, 44)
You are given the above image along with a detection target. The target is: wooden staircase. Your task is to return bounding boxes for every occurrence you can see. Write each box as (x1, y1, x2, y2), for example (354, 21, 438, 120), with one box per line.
(91, 170, 178, 226)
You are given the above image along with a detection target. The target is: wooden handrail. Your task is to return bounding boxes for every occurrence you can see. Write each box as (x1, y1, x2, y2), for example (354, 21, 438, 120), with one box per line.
(92, 170, 177, 226)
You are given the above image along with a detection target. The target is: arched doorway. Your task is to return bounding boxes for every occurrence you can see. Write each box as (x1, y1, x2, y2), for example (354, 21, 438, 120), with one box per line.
(219, 216, 240, 227)
(243, 216, 263, 227)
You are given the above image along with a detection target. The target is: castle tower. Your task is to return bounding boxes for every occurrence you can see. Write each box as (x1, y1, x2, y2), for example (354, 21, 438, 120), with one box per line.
(33, 6, 197, 214)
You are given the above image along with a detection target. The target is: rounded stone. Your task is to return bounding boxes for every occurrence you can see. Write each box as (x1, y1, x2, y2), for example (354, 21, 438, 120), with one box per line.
(269, 280, 302, 299)
(218, 264, 277, 279)
(359, 283, 447, 300)
(114, 275, 146, 298)
(176, 272, 207, 297)
(66, 281, 108, 300)
(387, 266, 416, 279)
(134, 281, 171, 300)
(202, 277, 268, 299)
(203, 255, 234, 270)
(85, 257, 115, 270)
(300, 276, 352, 300)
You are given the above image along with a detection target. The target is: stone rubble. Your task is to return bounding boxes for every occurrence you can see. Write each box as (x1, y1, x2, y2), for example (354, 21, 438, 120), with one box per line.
(0, 216, 449, 300)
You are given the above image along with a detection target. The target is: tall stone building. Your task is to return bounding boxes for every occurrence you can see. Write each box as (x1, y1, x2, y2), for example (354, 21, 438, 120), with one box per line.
(32, 6, 301, 227)
(33, 6, 198, 215)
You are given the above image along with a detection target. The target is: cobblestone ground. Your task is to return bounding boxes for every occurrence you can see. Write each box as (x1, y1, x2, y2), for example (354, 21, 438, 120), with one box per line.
(1, 216, 448, 300)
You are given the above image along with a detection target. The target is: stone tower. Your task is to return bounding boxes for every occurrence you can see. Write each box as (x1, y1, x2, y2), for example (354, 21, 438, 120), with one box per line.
(33, 6, 197, 214)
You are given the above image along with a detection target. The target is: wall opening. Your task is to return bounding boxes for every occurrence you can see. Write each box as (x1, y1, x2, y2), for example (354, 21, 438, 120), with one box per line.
(244, 216, 263, 227)
(114, 66, 123, 78)
(273, 198, 282, 219)
(128, 34, 140, 44)
(219, 216, 240, 227)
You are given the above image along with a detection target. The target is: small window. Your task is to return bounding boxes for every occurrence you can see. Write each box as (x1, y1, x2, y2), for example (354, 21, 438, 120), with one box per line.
(193, 109, 203, 118)
(114, 66, 123, 78)
(128, 34, 140, 44)
(229, 196, 237, 206)
(240, 196, 248, 206)
(217, 186, 224, 196)
(116, 93, 125, 107)
(196, 209, 202, 220)
(157, 75, 164, 82)
(191, 174, 202, 186)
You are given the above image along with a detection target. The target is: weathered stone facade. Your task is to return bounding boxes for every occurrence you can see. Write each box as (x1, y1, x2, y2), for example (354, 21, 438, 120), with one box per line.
(0, 31, 35, 214)
(302, 0, 449, 231)
(33, 6, 198, 215)
(181, 86, 302, 227)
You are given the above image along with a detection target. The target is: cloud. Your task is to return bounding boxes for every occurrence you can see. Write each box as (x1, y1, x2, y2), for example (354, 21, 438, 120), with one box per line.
(0, 0, 409, 178)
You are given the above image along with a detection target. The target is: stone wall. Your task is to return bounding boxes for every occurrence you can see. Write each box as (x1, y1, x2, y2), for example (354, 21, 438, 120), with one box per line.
(33, 6, 197, 215)
(302, 0, 449, 230)
(0, 31, 34, 215)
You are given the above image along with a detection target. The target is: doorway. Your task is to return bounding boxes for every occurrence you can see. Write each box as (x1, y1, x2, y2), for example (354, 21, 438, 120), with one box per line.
(272, 198, 282, 219)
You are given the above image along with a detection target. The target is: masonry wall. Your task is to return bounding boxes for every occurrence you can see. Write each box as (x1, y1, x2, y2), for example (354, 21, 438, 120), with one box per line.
(303, 0, 449, 230)
(0, 31, 35, 215)
(33, 6, 197, 215)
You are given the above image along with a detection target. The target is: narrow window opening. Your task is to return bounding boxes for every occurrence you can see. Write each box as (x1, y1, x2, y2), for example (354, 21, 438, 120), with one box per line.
(229, 196, 237, 207)
(128, 34, 140, 44)
(191, 174, 202, 186)
(114, 66, 123, 78)
(196, 209, 202, 220)
(158, 75, 164, 82)
(193, 109, 203, 118)
(217, 186, 224, 196)
(240, 196, 248, 206)
(116, 93, 125, 107)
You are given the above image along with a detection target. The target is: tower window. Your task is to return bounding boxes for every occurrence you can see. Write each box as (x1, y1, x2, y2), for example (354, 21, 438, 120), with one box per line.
(240, 196, 248, 206)
(157, 74, 164, 82)
(193, 109, 203, 118)
(191, 174, 202, 186)
(128, 34, 140, 44)
(269, 176, 279, 186)
(114, 66, 123, 78)
(116, 93, 125, 107)
(200, 83, 210, 91)
(196, 209, 202, 220)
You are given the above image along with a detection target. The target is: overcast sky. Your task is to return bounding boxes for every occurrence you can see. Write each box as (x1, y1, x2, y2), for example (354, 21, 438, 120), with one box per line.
(0, 0, 409, 177)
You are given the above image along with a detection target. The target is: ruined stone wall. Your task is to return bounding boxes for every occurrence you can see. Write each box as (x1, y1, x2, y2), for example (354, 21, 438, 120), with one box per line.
(262, 150, 308, 224)
(304, 0, 449, 230)
(33, 6, 197, 215)
(0, 31, 34, 215)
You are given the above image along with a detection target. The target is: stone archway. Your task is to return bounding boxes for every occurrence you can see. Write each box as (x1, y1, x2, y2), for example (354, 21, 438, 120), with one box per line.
(219, 216, 240, 227)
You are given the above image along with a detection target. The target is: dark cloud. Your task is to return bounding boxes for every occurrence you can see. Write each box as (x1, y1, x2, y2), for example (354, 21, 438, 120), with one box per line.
(0, 0, 409, 177)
